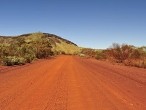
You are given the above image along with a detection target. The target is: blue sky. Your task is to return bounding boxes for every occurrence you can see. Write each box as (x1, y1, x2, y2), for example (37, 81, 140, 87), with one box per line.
(0, 0, 146, 49)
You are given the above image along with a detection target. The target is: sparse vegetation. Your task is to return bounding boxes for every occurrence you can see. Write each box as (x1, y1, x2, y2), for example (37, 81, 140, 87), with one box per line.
(52, 39, 81, 55)
(1, 32, 146, 69)
(94, 43, 146, 68)
(0, 32, 79, 66)
(2, 56, 26, 66)
(80, 48, 97, 58)
(80, 43, 146, 69)
(95, 50, 106, 60)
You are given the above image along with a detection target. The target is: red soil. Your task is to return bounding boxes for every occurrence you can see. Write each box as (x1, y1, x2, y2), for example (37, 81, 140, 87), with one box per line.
(0, 56, 146, 110)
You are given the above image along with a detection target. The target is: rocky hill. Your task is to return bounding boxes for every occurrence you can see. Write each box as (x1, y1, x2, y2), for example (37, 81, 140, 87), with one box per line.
(0, 32, 80, 54)
(0, 32, 81, 66)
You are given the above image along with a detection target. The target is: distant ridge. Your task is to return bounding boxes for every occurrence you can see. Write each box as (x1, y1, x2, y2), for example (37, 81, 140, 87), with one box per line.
(0, 32, 77, 46)
(0, 32, 80, 55)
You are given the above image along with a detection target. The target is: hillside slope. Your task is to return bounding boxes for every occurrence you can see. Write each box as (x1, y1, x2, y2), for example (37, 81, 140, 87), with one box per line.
(0, 32, 80, 65)
(0, 32, 80, 54)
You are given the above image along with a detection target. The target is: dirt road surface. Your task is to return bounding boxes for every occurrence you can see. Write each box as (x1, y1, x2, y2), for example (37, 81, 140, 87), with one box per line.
(0, 56, 146, 110)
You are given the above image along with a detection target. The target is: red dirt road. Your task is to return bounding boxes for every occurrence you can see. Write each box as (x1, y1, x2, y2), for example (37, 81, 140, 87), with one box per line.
(0, 56, 146, 110)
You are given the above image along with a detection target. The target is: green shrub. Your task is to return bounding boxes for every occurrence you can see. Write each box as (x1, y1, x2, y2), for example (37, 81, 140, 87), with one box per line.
(2, 56, 26, 66)
(18, 57, 26, 65)
(24, 54, 35, 63)
(36, 47, 52, 59)
(96, 51, 106, 60)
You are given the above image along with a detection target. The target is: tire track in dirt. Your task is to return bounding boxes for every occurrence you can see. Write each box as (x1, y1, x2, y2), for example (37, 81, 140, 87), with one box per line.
(0, 56, 146, 110)
(72, 58, 129, 110)
(0, 57, 68, 110)
(0, 59, 57, 109)
(75, 57, 146, 109)
(42, 58, 69, 110)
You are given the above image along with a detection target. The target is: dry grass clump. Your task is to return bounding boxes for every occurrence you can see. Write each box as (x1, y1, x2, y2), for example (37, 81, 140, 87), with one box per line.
(97, 43, 146, 68)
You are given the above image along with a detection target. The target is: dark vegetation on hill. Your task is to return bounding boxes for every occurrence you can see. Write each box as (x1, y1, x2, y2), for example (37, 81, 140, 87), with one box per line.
(0, 32, 80, 66)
